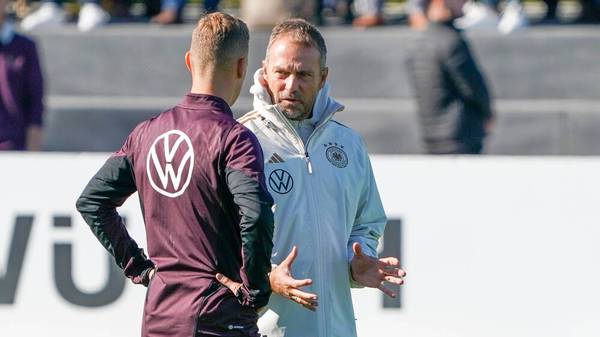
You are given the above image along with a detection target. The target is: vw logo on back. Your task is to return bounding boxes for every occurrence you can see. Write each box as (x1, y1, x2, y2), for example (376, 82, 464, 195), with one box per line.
(146, 130, 194, 198)
(268, 169, 294, 194)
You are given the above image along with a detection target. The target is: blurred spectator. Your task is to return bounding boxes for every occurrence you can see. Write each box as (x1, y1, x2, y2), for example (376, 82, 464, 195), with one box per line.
(20, 0, 109, 32)
(408, 0, 429, 29)
(541, 0, 600, 23)
(541, 0, 559, 22)
(575, 0, 600, 22)
(0, 0, 44, 151)
(456, 0, 527, 34)
(406, 0, 494, 154)
(411, 0, 527, 34)
(353, 0, 384, 27)
(151, 0, 219, 24)
(314, 0, 355, 25)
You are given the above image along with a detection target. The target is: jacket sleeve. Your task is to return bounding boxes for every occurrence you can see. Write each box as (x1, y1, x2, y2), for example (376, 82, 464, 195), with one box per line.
(75, 135, 154, 286)
(223, 124, 274, 308)
(347, 139, 387, 287)
(444, 36, 494, 120)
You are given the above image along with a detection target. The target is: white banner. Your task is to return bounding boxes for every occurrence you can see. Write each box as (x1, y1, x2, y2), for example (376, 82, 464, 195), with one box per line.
(1, 154, 599, 337)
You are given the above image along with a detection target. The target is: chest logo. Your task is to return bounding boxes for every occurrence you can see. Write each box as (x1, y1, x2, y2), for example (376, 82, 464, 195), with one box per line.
(268, 169, 294, 194)
(146, 130, 194, 198)
(324, 143, 348, 168)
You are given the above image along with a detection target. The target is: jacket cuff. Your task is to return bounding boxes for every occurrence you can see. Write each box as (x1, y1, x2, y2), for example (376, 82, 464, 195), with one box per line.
(348, 238, 378, 288)
(235, 284, 271, 309)
(123, 248, 155, 285)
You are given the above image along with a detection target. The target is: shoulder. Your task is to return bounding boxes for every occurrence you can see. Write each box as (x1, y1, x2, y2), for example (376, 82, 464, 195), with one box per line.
(224, 119, 261, 148)
(124, 119, 152, 150)
(422, 24, 462, 53)
(327, 119, 369, 153)
(329, 119, 363, 141)
(237, 110, 263, 128)
(440, 26, 467, 54)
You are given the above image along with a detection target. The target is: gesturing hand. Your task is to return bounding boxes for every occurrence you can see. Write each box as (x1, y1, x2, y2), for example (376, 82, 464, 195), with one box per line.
(350, 242, 406, 298)
(270, 246, 319, 311)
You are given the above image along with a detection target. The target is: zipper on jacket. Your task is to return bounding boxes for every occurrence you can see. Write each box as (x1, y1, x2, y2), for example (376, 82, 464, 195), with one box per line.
(271, 107, 307, 156)
(306, 164, 327, 337)
(270, 105, 340, 175)
(304, 152, 313, 174)
(265, 105, 343, 337)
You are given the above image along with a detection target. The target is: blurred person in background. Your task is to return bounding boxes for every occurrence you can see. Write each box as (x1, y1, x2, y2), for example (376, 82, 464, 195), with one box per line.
(151, 0, 220, 24)
(406, 0, 494, 154)
(541, 0, 560, 22)
(408, 0, 429, 29)
(353, 0, 384, 26)
(540, 0, 600, 23)
(574, 0, 600, 22)
(0, 0, 44, 151)
(409, 0, 527, 34)
(226, 18, 406, 337)
(314, 0, 355, 25)
(20, 0, 109, 32)
(76, 12, 274, 337)
(454, 0, 528, 34)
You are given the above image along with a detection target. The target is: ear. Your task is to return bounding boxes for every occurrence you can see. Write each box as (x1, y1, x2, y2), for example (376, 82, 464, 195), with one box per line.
(259, 60, 269, 87)
(185, 51, 193, 74)
(236, 57, 247, 79)
(319, 67, 329, 89)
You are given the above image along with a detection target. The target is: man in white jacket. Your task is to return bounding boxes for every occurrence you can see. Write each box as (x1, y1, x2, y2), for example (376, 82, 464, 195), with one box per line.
(218, 19, 406, 337)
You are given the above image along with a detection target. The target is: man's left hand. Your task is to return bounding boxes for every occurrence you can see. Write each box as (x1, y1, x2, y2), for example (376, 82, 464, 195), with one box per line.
(350, 242, 406, 298)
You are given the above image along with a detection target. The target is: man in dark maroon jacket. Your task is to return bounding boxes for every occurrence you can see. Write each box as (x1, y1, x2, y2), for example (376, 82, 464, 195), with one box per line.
(0, 0, 44, 151)
(76, 13, 274, 337)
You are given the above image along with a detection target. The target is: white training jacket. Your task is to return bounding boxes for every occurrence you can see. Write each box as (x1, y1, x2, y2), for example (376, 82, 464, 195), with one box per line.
(239, 70, 387, 337)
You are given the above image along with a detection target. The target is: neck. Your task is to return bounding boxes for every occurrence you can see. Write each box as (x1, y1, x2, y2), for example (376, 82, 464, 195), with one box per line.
(427, 5, 452, 23)
(190, 70, 237, 106)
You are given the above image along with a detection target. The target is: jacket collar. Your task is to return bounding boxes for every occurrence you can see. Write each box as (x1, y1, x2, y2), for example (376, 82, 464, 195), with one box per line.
(178, 93, 232, 116)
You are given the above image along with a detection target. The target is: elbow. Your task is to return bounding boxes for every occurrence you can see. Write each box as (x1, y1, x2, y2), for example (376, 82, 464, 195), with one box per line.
(75, 195, 85, 213)
(75, 194, 91, 214)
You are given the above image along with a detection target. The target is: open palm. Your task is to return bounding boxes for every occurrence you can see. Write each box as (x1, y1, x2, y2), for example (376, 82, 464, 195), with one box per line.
(350, 242, 406, 298)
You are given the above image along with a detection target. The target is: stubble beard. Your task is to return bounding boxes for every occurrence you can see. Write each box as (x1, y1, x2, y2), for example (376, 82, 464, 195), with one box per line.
(276, 95, 316, 121)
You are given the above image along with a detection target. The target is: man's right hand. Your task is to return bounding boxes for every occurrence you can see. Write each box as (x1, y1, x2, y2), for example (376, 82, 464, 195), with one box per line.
(270, 246, 318, 311)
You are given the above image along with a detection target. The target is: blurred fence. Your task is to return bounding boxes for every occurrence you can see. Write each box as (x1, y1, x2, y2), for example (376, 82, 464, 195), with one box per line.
(32, 25, 600, 154)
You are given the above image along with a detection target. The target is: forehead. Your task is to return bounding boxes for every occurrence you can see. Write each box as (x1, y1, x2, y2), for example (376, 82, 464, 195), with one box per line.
(267, 36, 321, 70)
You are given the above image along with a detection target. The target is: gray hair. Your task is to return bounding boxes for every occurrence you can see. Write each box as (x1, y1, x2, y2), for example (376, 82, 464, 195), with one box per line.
(266, 18, 327, 69)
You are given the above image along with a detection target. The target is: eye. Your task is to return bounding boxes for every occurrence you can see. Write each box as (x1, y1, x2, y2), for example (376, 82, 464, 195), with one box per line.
(298, 72, 313, 78)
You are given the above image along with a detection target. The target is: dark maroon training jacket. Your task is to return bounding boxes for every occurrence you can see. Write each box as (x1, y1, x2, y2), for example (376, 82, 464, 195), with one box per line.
(76, 94, 274, 337)
(0, 33, 44, 150)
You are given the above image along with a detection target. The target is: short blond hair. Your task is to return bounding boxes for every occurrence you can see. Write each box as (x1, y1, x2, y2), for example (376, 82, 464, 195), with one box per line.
(266, 18, 327, 69)
(190, 12, 249, 71)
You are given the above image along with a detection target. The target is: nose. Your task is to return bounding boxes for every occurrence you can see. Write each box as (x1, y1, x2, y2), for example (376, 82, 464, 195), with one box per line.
(284, 74, 300, 93)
